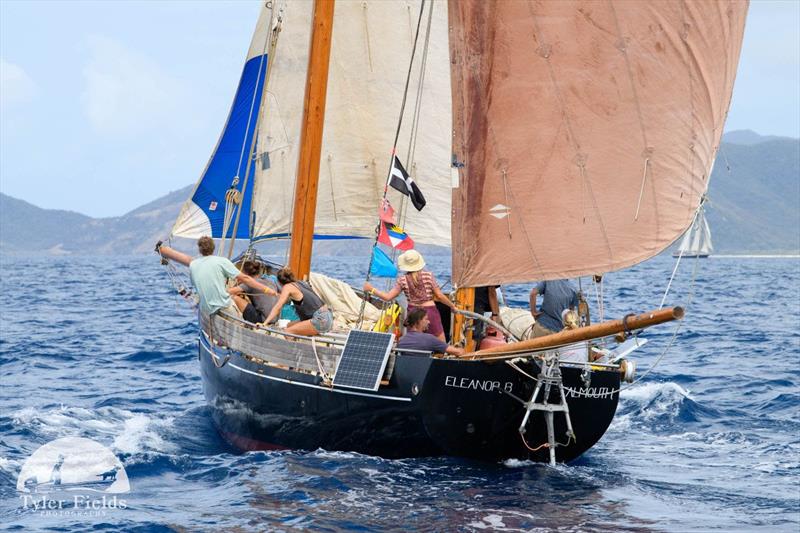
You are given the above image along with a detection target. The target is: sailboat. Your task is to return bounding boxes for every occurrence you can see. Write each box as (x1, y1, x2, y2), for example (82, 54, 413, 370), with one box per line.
(673, 208, 713, 258)
(161, 0, 746, 464)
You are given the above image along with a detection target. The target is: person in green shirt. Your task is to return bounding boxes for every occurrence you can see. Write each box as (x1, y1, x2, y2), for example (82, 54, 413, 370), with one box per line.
(156, 237, 276, 317)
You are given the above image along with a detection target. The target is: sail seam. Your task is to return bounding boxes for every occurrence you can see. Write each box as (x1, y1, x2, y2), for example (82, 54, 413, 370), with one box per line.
(607, 0, 661, 239)
(527, 3, 614, 263)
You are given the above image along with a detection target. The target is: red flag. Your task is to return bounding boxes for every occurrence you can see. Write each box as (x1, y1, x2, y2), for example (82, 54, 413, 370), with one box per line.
(379, 198, 396, 224)
(378, 221, 414, 250)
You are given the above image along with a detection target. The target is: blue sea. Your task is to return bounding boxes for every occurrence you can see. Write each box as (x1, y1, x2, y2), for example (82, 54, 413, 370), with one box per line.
(1, 254, 798, 532)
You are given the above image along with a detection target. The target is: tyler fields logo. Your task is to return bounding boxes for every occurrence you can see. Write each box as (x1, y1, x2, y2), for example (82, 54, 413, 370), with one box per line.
(16, 437, 130, 517)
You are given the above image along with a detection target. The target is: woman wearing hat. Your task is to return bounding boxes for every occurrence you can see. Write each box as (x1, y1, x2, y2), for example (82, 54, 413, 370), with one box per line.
(363, 249, 456, 341)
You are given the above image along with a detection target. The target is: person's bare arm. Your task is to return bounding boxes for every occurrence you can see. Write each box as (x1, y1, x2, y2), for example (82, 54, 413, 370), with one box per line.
(488, 287, 500, 316)
(228, 286, 244, 296)
(530, 288, 541, 317)
(363, 282, 401, 302)
(157, 244, 192, 267)
(263, 285, 295, 325)
(235, 273, 278, 297)
(433, 286, 457, 311)
(445, 345, 465, 356)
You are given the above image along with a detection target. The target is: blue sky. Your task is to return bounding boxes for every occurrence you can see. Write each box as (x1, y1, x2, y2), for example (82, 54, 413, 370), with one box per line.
(1, 0, 798, 218)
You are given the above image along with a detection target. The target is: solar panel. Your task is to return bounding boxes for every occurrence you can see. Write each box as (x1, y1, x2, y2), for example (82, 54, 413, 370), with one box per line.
(333, 330, 395, 391)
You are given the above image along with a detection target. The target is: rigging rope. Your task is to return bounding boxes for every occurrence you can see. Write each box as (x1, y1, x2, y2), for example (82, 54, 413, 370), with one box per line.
(221, 4, 276, 256)
(503, 248, 701, 397)
(660, 203, 703, 309)
(357, 0, 429, 328)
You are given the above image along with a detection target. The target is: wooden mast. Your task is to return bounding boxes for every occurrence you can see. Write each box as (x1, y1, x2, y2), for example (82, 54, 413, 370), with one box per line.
(451, 288, 475, 349)
(288, 0, 335, 279)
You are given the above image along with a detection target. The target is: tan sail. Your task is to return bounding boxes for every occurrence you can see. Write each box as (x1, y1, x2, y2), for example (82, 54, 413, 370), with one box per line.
(448, 0, 747, 287)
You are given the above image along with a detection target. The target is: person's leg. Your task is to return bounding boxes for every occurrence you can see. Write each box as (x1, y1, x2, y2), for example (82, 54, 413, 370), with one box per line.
(231, 294, 249, 314)
(532, 322, 555, 338)
(285, 320, 319, 336)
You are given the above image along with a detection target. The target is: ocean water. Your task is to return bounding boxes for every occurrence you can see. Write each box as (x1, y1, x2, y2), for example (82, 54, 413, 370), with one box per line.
(0, 254, 798, 532)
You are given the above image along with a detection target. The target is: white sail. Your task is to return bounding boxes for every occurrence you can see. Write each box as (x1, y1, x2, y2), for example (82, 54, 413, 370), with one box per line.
(676, 209, 713, 257)
(249, 0, 452, 247)
(171, 4, 274, 240)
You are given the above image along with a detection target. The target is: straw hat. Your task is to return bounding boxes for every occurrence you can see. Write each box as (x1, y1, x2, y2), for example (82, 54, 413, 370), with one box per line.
(397, 249, 426, 272)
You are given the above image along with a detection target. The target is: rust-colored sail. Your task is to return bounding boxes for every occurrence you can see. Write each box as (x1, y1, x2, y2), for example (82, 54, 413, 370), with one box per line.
(448, 0, 747, 287)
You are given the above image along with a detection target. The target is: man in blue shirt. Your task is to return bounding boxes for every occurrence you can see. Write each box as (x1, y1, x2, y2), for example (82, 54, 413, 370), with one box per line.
(397, 309, 464, 356)
(529, 279, 579, 337)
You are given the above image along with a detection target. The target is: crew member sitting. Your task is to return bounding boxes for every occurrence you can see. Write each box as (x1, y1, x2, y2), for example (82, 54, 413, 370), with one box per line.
(228, 261, 279, 324)
(263, 268, 334, 336)
(529, 279, 579, 337)
(396, 309, 465, 356)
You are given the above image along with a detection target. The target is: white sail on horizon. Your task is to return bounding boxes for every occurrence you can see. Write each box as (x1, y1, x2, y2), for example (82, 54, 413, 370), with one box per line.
(676, 209, 713, 257)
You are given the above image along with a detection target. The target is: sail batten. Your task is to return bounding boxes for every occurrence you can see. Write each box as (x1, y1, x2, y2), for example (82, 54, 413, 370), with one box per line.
(448, 0, 746, 287)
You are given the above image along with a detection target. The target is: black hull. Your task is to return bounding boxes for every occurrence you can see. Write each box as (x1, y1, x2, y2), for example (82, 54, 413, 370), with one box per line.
(199, 335, 620, 463)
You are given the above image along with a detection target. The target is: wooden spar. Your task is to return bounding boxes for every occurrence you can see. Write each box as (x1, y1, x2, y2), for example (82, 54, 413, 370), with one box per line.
(451, 287, 475, 349)
(288, 0, 335, 280)
(466, 306, 684, 358)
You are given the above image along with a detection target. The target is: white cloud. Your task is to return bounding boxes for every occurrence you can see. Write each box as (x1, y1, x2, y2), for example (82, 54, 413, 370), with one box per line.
(81, 35, 184, 136)
(0, 58, 37, 109)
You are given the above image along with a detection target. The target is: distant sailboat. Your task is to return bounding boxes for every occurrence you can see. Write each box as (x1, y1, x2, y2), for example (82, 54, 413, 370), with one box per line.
(159, 0, 747, 464)
(674, 209, 713, 258)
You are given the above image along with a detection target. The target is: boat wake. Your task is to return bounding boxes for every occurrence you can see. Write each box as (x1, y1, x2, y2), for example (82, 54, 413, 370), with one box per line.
(613, 381, 709, 429)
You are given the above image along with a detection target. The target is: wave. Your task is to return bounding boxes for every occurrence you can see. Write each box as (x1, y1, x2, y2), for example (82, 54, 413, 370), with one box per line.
(613, 381, 720, 432)
(6, 405, 178, 459)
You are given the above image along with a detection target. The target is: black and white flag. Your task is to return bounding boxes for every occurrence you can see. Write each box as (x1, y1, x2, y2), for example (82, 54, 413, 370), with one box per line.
(389, 156, 426, 211)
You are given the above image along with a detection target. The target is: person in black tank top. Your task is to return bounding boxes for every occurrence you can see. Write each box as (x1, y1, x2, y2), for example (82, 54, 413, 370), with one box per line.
(263, 268, 334, 336)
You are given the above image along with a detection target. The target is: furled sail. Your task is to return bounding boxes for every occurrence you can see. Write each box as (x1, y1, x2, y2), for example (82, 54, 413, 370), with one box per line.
(171, 5, 273, 239)
(448, 0, 747, 287)
(250, 0, 452, 247)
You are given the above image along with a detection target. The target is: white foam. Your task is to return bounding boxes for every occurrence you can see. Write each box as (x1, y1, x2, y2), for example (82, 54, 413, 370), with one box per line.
(621, 381, 693, 402)
(9, 404, 176, 458)
(469, 514, 507, 530)
(502, 458, 536, 468)
(0, 455, 21, 474)
(112, 413, 177, 455)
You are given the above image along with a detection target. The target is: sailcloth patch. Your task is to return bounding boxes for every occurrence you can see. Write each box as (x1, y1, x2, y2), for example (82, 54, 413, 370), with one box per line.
(489, 204, 511, 219)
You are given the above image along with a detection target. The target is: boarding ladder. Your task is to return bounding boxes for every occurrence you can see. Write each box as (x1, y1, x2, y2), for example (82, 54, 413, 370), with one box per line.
(518, 353, 575, 465)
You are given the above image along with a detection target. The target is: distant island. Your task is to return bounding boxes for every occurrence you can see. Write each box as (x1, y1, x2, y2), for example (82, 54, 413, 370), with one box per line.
(1, 130, 798, 256)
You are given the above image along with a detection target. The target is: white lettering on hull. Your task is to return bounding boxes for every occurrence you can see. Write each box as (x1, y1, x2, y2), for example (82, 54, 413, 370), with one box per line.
(444, 375, 513, 393)
(564, 387, 616, 399)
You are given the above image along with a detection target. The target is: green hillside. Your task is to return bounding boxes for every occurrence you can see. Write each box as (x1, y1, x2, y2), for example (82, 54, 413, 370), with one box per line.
(1, 131, 797, 255)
